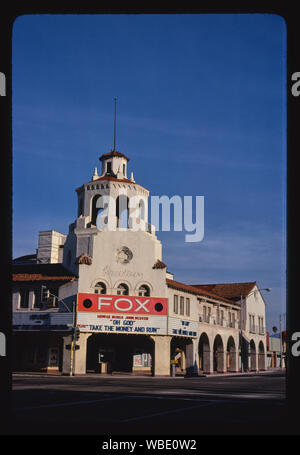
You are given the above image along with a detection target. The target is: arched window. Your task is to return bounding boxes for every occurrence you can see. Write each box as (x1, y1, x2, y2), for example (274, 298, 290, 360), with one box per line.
(138, 285, 150, 297)
(117, 283, 129, 295)
(116, 195, 129, 228)
(91, 195, 104, 226)
(94, 282, 107, 295)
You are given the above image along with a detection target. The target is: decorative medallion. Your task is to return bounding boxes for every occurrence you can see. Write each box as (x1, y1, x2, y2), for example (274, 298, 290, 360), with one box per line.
(116, 246, 133, 264)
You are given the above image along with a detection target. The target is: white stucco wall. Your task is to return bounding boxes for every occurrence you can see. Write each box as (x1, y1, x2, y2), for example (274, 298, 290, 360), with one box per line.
(77, 229, 166, 298)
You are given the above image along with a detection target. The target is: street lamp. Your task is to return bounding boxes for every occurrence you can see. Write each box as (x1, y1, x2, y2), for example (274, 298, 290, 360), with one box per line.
(279, 313, 286, 368)
(247, 288, 271, 299)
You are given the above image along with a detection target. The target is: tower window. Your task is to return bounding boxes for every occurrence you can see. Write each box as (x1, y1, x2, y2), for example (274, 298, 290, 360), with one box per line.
(138, 285, 150, 297)
(94, 282, 107, 295)
(107, 162, 112, 174)
(116, 195, 129, 228)
(139, 199, 145, 220)
(91, 195, 104, 226)
(117, 283, 129, 295)
(123, 164, 126, 175)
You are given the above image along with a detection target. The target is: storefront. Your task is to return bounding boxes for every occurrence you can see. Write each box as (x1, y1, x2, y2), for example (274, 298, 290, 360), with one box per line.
(13, 311, 73, 373)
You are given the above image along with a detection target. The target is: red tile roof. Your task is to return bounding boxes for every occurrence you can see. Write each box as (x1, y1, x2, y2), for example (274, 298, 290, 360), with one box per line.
(192, 282, 256, 301)
(93, 176, 133, 184)
(99, 151, 130, 161)
(166, 279, 235, 304)
(76, 175, 134, 191)
(13, 274, 75, 282)
(12, 264, 77, 282)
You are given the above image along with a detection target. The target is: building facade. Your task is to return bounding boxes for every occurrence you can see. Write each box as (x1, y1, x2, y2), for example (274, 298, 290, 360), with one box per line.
(267, 332, 286, 368)
(12, 148, 268, 376)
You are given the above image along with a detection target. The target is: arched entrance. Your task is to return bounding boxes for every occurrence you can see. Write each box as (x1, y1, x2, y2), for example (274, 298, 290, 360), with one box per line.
(258, 341, 265, 370)
(226, 336, 237, 372)
(198, 333, 211, 373)
(171, 337, 193, 376)
(249, 339, 257, 371)
(213, 334, 225, 373)
(86, 333, 154, 375)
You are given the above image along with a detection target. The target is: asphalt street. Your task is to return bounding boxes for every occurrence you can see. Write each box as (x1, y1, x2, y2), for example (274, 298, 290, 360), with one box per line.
(11, 370, 288, 435)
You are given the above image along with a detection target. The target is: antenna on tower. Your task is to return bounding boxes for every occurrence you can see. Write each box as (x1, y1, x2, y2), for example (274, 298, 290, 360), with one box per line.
(113, 97, 117, 151)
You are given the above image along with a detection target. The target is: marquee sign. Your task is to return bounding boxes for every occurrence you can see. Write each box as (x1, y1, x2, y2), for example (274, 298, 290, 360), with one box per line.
(77, 294, 168, 335)
(77, 294, 168, 316)
(168, 317, 198, 338)
(77, 313, 167, 335)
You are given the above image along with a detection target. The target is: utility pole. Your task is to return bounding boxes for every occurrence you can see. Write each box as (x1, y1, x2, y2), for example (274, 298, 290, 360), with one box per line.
(70, 298, 79, 376)
(279, 314, 282, 368)
(240, 294, 244, 373)
(70, 301, 75, 376)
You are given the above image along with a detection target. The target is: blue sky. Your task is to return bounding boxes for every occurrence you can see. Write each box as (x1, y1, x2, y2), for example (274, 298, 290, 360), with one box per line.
(12, 14, 286, 331)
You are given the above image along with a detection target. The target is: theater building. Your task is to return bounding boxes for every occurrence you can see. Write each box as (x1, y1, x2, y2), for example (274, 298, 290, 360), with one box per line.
(12, 148, 267, 376)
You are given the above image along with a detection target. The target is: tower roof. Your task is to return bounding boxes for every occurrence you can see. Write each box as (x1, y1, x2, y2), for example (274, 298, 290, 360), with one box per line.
(99, 150, 130, 162)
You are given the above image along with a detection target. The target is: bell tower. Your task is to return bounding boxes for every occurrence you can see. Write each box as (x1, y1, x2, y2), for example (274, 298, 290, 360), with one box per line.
(61, 103, 167, 302)
(74, 147, 150, 233)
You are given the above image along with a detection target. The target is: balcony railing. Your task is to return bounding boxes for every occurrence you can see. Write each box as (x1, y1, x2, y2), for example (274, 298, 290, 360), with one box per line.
(199, 315, 265, 334)
(200, 316, 238, 329)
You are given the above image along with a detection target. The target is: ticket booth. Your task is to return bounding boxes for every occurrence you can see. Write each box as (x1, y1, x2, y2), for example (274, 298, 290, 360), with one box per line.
(97, 349, 114, 374)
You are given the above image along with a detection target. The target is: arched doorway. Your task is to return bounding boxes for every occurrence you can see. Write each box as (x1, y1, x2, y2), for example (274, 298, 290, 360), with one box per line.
(86, 333, 154, 375)
(249, 339, 257, 371)
(170, 337, 193, 376)
(198, 333, 211, 373)
(226, 336, 237, 372)
(213, 334, 225, 373)
(258, 341, 265, 370)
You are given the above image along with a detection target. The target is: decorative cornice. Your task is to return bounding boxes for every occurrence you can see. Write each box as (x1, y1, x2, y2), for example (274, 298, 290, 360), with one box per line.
(75, 253, 92, 265)
(152, 259, 167, 269)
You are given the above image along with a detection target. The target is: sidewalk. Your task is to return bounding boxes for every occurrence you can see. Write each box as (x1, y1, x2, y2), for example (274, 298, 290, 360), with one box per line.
(200, 368, 286, 378)
(13, 368, 286, 379)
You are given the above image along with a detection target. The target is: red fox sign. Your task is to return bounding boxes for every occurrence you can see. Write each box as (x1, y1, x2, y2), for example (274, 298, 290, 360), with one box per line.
(77, 294, 168, 316)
